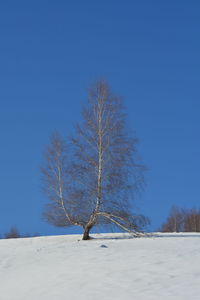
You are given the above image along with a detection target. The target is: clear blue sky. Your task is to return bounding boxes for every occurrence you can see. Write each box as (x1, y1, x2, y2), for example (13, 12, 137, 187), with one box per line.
(0, 0, 199, 235)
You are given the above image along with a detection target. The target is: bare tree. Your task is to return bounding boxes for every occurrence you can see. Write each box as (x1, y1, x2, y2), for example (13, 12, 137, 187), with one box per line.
(184, 208, 200, 232)
(159, 205, 200, 233)
(159, 205, 185, 232)
(4, 227, 21, 239)
(41, 81, 147, 239)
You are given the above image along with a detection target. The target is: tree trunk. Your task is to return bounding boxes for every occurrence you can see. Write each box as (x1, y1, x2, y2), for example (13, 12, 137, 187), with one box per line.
(82, 225, 92, 240)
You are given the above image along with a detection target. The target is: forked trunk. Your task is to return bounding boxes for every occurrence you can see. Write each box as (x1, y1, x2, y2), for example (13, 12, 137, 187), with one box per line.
(82, 225, 92, 240)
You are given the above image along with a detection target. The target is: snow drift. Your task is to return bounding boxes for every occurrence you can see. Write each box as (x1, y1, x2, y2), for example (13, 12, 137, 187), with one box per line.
(0, 233, 199, 300)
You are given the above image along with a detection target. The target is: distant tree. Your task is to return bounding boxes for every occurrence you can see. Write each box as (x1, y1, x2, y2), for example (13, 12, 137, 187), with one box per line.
(159, 206, 200, 232)
(41, 81, 148, 239)
(184, 208, 200, 232)
(4, 227, 21, 239)
(159, 205, 185, 232)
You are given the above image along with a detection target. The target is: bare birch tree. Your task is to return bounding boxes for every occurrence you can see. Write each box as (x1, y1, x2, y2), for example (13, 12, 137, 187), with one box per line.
(159, 205, 200, 232)
(41, 81, 148, 239)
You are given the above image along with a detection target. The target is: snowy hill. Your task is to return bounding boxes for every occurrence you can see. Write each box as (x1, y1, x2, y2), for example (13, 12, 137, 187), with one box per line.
(0, 233, 199, 300)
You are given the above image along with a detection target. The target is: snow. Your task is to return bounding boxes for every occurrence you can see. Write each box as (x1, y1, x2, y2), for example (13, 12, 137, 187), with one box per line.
(0, 232, 199, 300)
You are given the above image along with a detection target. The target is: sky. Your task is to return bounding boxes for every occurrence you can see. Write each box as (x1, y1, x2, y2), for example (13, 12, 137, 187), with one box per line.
(0, 0, 199, 236)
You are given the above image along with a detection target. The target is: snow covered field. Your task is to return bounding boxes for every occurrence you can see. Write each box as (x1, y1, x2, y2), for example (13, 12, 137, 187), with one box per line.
(0, 232, 199, 300)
